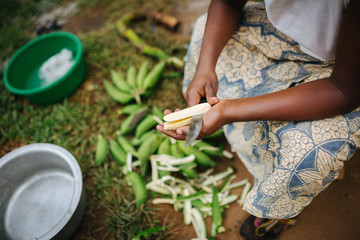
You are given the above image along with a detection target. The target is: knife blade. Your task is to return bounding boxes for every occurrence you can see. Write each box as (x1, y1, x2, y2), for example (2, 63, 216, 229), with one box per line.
(185, 113, 204, 147)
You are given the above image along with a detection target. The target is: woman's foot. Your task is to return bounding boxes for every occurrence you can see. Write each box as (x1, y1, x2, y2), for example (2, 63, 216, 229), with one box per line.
(240, 215, 296, 240)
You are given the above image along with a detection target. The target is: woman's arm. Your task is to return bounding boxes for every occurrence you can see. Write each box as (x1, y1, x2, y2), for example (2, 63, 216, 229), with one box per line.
(184, 0, 247, 106)
(222, 0, 360, 124)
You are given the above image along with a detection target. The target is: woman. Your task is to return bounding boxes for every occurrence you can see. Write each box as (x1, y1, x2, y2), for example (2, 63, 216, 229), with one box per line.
(157, 0, 360, 239)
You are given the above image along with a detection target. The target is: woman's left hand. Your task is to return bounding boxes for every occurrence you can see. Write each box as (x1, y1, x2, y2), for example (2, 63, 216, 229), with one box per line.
(156, 99, 230, 140)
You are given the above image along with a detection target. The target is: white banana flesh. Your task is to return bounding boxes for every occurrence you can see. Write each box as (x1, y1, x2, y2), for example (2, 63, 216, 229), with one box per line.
(163, 102, 211, 130)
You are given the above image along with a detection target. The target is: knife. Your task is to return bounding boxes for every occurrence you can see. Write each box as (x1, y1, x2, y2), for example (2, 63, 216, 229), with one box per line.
(184, 113, 204, 146)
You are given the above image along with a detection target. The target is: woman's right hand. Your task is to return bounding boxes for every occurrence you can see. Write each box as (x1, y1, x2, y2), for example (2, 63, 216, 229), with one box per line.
(183, 0, 246, 107)
(183, 69, 220, 107)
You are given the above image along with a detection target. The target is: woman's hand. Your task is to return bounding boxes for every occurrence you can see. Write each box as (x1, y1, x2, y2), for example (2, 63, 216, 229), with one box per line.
(156, 99, 230, 140)
(184, 69, 220, 107)
(182, 0, 246, 107)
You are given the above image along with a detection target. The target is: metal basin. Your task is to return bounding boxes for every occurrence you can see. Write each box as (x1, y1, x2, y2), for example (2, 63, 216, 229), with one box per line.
(0, 143, 86, 240)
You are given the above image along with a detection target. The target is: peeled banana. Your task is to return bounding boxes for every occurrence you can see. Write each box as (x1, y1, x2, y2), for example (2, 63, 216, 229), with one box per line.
(163, 102, 211, 130)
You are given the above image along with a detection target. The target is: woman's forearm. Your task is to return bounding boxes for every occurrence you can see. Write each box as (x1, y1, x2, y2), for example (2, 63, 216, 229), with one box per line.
(223, 77, 357, 123)
(196, 0, 247, 72)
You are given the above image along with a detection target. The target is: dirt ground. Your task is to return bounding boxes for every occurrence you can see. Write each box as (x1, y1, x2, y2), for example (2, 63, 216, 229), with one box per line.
(61, 1, 360, 239)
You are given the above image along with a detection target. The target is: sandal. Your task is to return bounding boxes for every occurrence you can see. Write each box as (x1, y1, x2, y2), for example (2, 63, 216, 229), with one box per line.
(240, 215, 297, 240)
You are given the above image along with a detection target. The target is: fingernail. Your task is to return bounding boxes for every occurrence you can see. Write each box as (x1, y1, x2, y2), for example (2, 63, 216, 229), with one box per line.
(176, 129, 183, 135)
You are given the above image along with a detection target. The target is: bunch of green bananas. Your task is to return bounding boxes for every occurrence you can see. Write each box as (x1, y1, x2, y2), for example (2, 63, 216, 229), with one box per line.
(103, 60, 166, 104)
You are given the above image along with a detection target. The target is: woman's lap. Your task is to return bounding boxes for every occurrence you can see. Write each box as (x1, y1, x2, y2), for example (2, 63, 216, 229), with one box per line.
(183, 2, 360, 219)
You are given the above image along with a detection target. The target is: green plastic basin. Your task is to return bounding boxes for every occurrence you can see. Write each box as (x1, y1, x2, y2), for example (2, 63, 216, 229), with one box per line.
(4, 32, 86, 104)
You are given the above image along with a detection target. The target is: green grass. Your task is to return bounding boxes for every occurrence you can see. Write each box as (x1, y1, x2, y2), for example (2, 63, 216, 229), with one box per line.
(0, 0, 188, 238)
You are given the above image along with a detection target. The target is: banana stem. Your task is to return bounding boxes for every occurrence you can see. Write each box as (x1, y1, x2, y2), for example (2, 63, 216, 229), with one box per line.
(116, 11, 184, 69)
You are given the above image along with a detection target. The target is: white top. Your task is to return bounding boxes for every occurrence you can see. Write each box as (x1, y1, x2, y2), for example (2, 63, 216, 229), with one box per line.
(265, 0, 348, 61)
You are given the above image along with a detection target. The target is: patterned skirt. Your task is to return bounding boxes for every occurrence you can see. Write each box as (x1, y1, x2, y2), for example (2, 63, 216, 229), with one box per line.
(183, 2, 360, 219)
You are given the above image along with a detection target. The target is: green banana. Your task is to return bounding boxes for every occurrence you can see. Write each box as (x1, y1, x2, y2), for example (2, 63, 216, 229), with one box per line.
(127, 64, 137, 88)
(157, 137, 170, 155)
(95, 134, 108, 165)
(120, 106, 148, 135)
(117, 103, 146, 115)
(136, 60, 149, 88)
(117, 135, 138, 157)
(131, 129, 157, 146)
(120, 114, 137, 135)
(210, 187, 222, 239)
(109, 140, 127, 165)
(127, 171, 147, 207)
(104, 80, 133, 104)
(138, 133, 163, 175)
(135, 114, 158, 138)
(143, 60, 166, 90)
(110, 69, 132, 93)
(170, 141, 185, 158)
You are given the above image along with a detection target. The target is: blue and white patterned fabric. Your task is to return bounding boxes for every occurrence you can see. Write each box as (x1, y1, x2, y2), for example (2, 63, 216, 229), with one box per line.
(183, 2, 360, 219)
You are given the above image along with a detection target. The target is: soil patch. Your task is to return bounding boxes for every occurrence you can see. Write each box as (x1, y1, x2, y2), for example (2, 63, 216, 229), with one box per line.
(61, 6, 107, 34)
